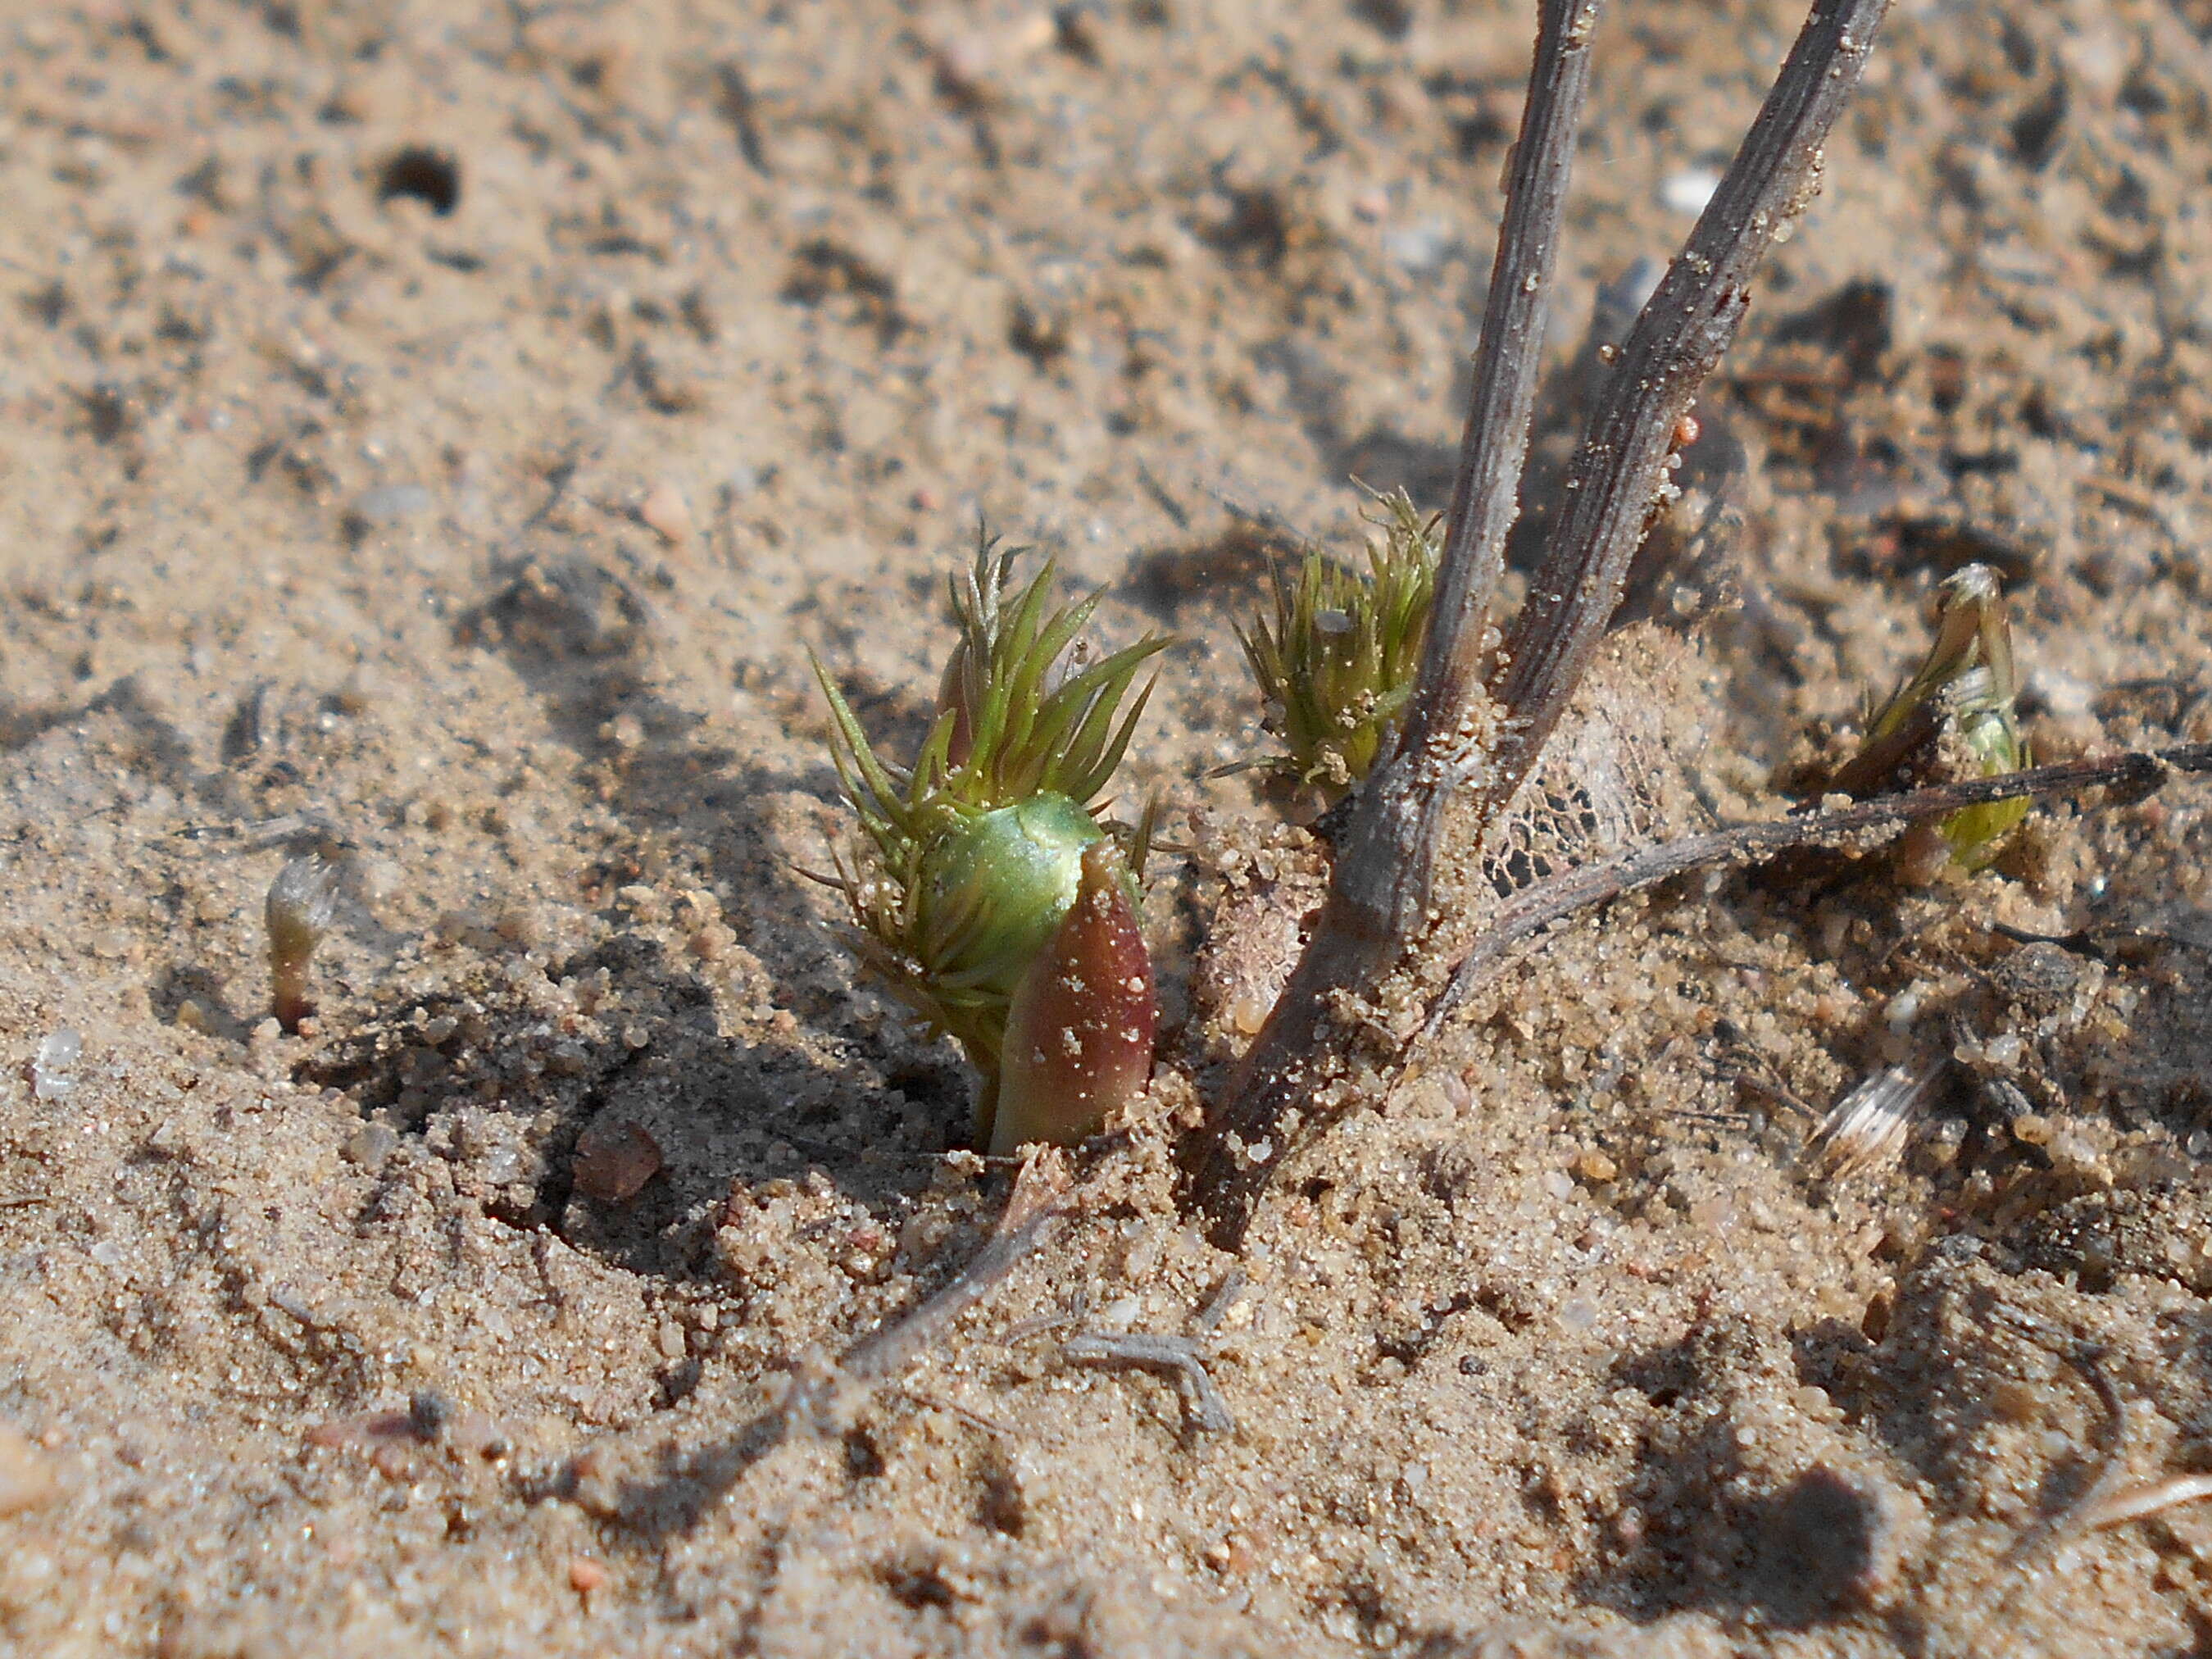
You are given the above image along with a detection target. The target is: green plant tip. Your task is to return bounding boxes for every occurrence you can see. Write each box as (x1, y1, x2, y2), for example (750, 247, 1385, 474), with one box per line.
(811, 534, 1166, 1146)
(1235, 490, 1438, 807)
(918, 794, 1106, 1008)
(1828, 561, 2028, 871)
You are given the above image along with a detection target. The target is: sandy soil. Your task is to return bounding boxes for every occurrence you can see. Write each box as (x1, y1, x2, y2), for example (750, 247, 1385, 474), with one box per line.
(4, 0, 2212, 1653)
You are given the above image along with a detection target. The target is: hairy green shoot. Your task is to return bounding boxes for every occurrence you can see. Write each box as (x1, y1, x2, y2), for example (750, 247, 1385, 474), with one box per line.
(813, 535, 1169, 1148)
(1233, 491, 1440, 806)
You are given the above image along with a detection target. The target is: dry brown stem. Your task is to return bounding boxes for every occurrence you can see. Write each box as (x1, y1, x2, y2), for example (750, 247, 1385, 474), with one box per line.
(2080, 1472, 2212, 1532)
(1062, 1332, 1235, 1434)
(838, 1148, 1072, 1386)
(782, 1150, 1075, 1434)
(1192, 0, 1896, 1245)
(1426, 741, 2212, 1034)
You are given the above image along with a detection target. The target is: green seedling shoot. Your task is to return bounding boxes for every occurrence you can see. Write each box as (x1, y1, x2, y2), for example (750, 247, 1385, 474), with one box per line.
(814, 538, 1169, 1153)
(1827, 562, 2028, 870)
(1234, 491, 1439, 807)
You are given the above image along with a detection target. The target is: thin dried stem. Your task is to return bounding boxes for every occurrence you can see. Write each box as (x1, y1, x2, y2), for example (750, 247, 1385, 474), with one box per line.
(839, 1150, 1072, 1386)
(784, 1151, 1076, 1434)
(1426, 742, 2211, 1034)
(2079, 1471, 2212, 1532)
(1063, 1332, 1235, 1434)
(1480, 0, 1890, 821)
(1187, 0, 1603, 1244)
(1419, 0, 1600, 748)
(1192, 0, 1894, 1246)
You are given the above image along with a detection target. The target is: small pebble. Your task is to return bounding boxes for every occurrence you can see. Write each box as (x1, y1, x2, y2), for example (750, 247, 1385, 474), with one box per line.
(352, 483, 432, 525)
(407, 1390, 453, 1440)
(31, 1029, 82, 1101)
(1689, 1194, 1734, 1231)
(1227, 993, 1270, 1036)
(569, 1555, 607, 1594)
(1883, 984, 1925, 1032)
(0, 1425, 58, 1516)
(1660, 167, 1722, 216)
(637, 480, 692, 546)
(1991, 1379, 2035, 1433)
(1573, 1148, 1618, 1183)
(687, 923, 737, 961)
(573, 1119, 664, 1202)
(1380, 219, 1451, 275)
(932, 33, 997, 101)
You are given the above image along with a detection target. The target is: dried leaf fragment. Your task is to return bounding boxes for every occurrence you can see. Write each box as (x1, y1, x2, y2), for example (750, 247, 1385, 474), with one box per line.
(1805, 1062, 1941, 1179)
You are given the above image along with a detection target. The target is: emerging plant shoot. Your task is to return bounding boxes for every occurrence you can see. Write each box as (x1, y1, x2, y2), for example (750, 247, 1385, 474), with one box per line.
(1823, 562, 2028, 872)
(266, 843, 346, 1033)
(1234, 493, 1439, 808)
(815, 539, 1169, 1152)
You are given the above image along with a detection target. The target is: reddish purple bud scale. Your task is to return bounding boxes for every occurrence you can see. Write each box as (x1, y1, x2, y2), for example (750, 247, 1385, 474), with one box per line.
(936, 637, 977, 770)
(991, 841, 1156, 1155)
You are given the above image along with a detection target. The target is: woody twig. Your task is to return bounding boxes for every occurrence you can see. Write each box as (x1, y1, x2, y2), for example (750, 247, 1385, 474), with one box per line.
(1192, 0, 1896, 1245)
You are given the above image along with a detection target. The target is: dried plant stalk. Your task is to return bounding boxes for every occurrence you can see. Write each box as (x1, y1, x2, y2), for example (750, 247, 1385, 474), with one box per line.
(1425, 741, 2212, 1036)
(1478, 0, 1890, 824)
(1192, 0, 1896, 1244)
(2081, 1472, 2212, 1533)
(1188, 0, 1609, 1242)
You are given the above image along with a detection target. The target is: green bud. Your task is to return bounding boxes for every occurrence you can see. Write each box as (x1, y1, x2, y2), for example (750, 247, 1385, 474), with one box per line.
(1235, 490, 1438, 807)
(917, 794, 1104, 1014)
(1828, 563, 2028, 871)
(811, 536, 1167, 1148)
(1939, 673, 2029, 869)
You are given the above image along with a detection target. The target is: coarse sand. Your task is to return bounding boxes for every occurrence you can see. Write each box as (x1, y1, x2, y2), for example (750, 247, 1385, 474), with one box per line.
(3, 2, 2211, 1653)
